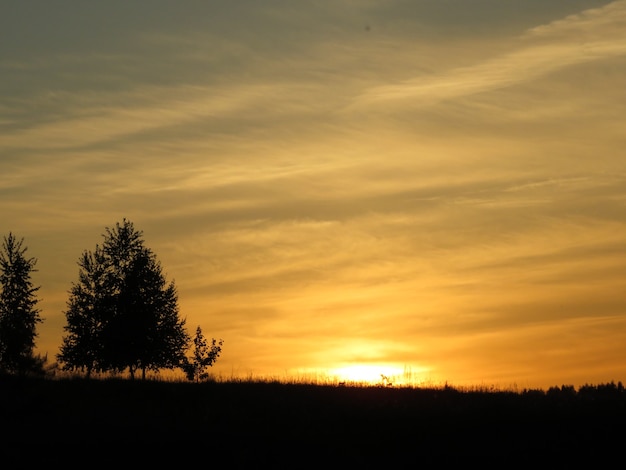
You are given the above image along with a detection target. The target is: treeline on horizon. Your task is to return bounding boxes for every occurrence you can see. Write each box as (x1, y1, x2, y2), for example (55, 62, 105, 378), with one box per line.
(0, 219, 222, 382)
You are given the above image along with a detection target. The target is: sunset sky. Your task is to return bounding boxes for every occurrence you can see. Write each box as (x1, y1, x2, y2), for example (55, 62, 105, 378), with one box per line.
(2, 0, 626, 389)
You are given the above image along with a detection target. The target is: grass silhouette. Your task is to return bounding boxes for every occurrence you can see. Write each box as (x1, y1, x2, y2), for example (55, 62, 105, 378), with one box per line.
(1, 374, 624, 466)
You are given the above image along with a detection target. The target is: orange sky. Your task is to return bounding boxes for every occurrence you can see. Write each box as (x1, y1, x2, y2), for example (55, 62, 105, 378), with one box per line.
(2, 0, 626, 389)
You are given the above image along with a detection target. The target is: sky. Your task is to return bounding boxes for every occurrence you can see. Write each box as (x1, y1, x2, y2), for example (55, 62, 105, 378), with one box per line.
(2, 0, 626, 389)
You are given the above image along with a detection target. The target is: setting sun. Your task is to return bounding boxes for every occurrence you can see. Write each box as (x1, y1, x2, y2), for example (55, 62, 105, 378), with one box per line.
(329, 365, 407, 386)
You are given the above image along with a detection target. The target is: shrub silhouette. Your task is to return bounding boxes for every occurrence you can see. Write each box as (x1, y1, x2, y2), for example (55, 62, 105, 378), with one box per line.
(183, 326, 223, 382)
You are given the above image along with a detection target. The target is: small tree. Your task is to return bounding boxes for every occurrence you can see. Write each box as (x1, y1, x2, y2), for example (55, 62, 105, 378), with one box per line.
(184, 326, 222, 383)
(58, 219, 190, 379)
(0, 233, 43, 375)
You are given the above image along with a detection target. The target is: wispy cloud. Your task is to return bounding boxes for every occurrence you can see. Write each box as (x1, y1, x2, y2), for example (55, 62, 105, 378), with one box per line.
(351, 1, 626, 109)
(0, 84, 296, 150)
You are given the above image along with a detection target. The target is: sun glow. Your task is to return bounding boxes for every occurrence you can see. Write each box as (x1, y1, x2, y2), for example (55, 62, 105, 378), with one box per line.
(330, 364, 407, 386)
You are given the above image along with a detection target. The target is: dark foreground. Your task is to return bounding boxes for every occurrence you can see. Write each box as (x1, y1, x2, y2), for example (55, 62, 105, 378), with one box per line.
(1, 376, 625, 467)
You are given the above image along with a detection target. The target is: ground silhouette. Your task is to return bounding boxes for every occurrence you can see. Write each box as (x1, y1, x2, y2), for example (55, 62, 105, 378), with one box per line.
(1, 375, 625, 466)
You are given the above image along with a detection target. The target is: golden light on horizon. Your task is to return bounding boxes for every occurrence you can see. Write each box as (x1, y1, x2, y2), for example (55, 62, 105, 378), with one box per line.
(328, 364, 429, 387)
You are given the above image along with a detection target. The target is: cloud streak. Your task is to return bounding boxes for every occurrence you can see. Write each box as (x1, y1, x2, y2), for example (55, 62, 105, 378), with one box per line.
(352, 0, 626, 109)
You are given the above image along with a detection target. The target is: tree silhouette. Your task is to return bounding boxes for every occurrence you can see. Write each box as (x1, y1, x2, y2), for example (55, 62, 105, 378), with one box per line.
(57, 249, 109, 378)
(183, 326, 223, 382)
(58, 219, 190, 379)
(0, 233, 43, 375)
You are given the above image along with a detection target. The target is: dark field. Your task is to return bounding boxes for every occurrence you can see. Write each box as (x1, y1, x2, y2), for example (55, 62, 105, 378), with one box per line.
(2, 376, 625, 467)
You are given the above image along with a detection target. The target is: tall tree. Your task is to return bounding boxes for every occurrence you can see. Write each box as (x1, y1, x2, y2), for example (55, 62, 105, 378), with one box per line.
(57, 248, 109, 378)
(58, 219, 190, 379)
(0, 233, 43, 375)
